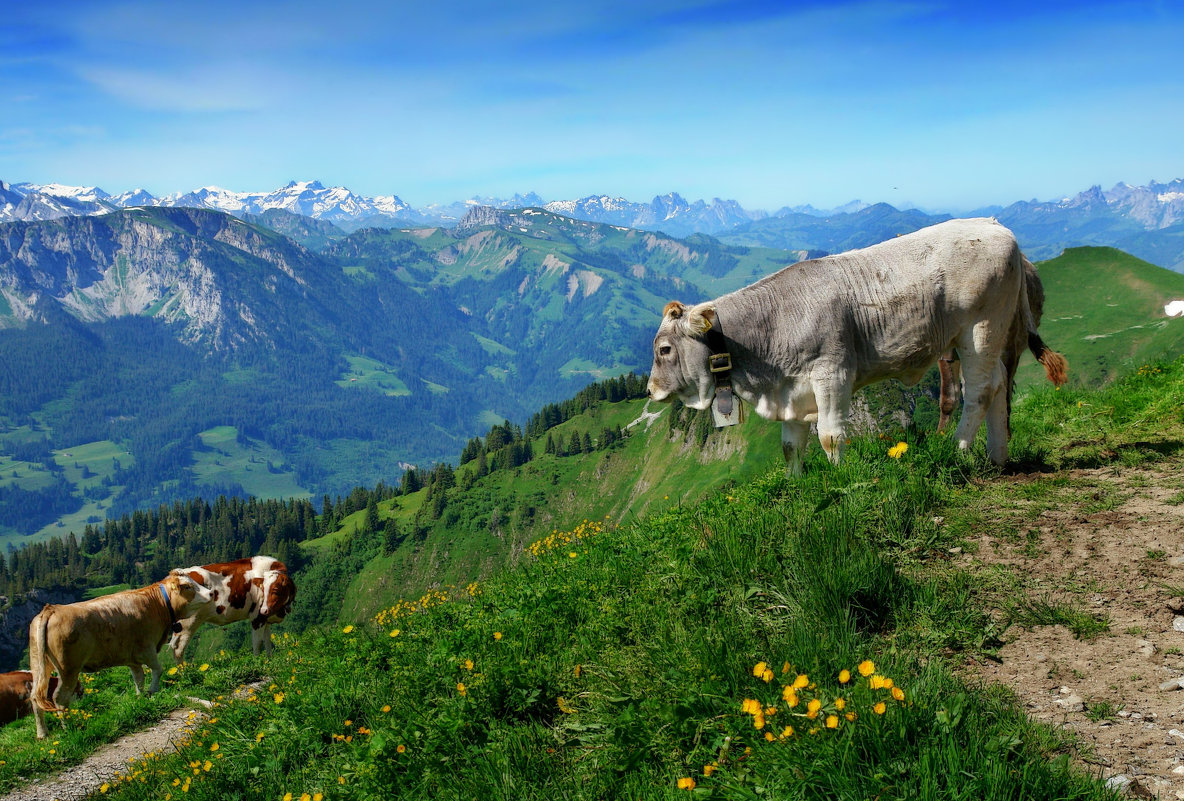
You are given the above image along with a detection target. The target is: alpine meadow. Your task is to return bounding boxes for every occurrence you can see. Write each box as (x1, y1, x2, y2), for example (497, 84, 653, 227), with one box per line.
(8, 0, 1184, 795)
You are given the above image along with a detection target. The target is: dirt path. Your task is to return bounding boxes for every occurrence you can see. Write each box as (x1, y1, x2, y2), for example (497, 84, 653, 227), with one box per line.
(960, 460, 1184, 799)
(2, 681, 265, 801)
(0, 707, 205, 801)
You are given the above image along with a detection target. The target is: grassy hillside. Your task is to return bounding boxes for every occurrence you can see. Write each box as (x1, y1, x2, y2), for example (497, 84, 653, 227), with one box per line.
(12, 355, 1184, 798)
(300, 396, 785, 624)
(1017, 247, 1184, 388)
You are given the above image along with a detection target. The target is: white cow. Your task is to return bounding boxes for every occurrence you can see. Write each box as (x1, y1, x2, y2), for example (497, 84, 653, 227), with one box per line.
(647, 218, 1067, 472)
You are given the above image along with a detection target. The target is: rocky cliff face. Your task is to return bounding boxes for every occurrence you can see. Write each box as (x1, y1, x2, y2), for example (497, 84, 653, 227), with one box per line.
(0, 587, 78, 671)
(0, 208, 321, 348)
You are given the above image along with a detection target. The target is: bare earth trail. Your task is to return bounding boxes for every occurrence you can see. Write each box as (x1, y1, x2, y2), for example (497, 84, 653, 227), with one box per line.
(1, 681, 265, 801)
(959, 458, 1184, 799)
(0, 708, 203, 801)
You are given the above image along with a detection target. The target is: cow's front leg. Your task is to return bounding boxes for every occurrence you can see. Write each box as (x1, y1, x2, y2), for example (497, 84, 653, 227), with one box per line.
(781, 420, 809, 476)
(813, 372, 854, 465)
(171, 623, 195, 664)
(251, 623, 274, 655)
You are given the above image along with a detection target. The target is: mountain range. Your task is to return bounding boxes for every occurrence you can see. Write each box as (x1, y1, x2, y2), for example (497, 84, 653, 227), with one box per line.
(3, 177, 1183, 268)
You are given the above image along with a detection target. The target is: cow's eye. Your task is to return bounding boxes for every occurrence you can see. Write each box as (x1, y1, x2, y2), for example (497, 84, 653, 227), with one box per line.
(659, 346, 671, 356)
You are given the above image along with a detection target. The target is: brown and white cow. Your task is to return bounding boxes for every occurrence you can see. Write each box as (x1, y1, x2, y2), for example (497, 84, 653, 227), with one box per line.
(648, 218, 1067, 472)
(0, 671, 68, 727)
(27, 572, 211, 739)
(169, 555, 296, 661)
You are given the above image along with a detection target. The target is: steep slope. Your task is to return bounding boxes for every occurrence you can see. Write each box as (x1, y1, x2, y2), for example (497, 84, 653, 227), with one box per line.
(1017, 247, 1184, 388)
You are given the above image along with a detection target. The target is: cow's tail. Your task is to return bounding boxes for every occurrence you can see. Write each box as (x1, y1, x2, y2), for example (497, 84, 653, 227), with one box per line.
(29, 605, 64, 712)
(1019, 255, 1068, 387)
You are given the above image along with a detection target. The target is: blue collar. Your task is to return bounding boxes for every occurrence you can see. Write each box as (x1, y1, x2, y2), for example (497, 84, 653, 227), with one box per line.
(159, 583, 178, 626)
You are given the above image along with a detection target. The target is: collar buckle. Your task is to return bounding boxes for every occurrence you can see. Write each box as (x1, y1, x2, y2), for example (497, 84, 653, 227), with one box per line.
(708, 353, 732, 373)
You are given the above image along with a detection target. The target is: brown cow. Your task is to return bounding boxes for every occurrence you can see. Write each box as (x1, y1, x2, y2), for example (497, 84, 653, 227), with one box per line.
(28, 572, 211, 739)
(0, 671, 68, 727)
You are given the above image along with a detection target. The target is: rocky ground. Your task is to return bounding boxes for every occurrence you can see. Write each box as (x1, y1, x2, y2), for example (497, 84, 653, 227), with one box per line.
(959, 460, 1184, 799)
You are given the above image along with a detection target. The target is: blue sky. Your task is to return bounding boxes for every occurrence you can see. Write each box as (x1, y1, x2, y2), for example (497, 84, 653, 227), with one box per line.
(2, 0, 1181, 211)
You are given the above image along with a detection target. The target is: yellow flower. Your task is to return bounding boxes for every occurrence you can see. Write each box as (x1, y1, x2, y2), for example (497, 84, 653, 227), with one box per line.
(338, 777, 346, 785)
(283, 794, 293, 801)
(869, 675, 885, 690)
(167, 667, 178, 676)
(753, 712, 765, 729)
(677, 777, 696, 790)
(202, 761, 211, 772)
(858, 660, 875, 677)
(463, 659, 474, 671)
(389, 629, 401, 638)
(781, 686, 799, 706)
(342, 625, 354, 634)
(892, 687, 906, 702)
(874, 702, 887, 715)
(792, 674, 809, 690)
(199, 663, 209, 672)
(839, 669, 851, 684)
(300, 794, 311, 801)
(741, 698, 761, 715)
(764, 731, 775, 741)
(781, 661, 790, 674)
(826, 715, 838, 729)
(209, 743, 219, 752)
(382, 704, 392, 713)
(834, 698, 846, 711)
(703, 764, 716, 777)
(274, 693, 285, 704)
(314, 795, 324, 801)
(752, 661, 768, 679)
(806, 698, 821, 719)
(888, 442, 908, 459)
(845, 711, 857, 722)
(574, 664, 582, 678)
(397, 744, 406, 754)
(780, 725, 794, 739)
(494, 632, 503, 640)
(100, 784, 110, 794)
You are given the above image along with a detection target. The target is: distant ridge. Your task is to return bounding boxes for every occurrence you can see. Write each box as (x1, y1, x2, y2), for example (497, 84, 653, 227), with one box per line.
(3, 178, 1183, 270)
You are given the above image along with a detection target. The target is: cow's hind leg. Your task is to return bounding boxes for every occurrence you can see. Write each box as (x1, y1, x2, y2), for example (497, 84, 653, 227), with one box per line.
(954, 351, 1006, 462)
(129, 664, 146, 695)
(937, 353, 961, 432)
(984, 378, 1010, 465)
(781, 420, 809, 476)
(145, 652, 164, 695)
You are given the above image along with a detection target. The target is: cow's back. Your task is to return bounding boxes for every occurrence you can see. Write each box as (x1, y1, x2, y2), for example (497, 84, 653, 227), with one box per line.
(46, 593, 162, 671)
(723, 218, 1022, 383)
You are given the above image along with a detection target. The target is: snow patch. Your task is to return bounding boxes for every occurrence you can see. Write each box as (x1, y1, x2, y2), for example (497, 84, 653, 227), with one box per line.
(1165, 300, 1184, 317)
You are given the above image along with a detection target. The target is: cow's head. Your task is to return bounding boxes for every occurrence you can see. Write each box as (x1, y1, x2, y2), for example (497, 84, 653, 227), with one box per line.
(257, 570, 295, 620)
(163, 572, 214, 619)
(648, 300, 718, 410)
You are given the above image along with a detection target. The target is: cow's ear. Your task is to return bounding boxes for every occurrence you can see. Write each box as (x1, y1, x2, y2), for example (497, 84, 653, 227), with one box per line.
(662, 300, 685, 319)
(686, 305, 715, 335)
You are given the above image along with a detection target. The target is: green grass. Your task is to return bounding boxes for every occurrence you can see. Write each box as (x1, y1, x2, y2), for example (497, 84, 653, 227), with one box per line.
(191, 426, 311, 500)
(335, 355, 411, 396)
(1015, 247, 1184, 390)
(12, 358, 1184, 799)
(53, 434, 1120, 801)
(1004, 596, 1111, 640)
